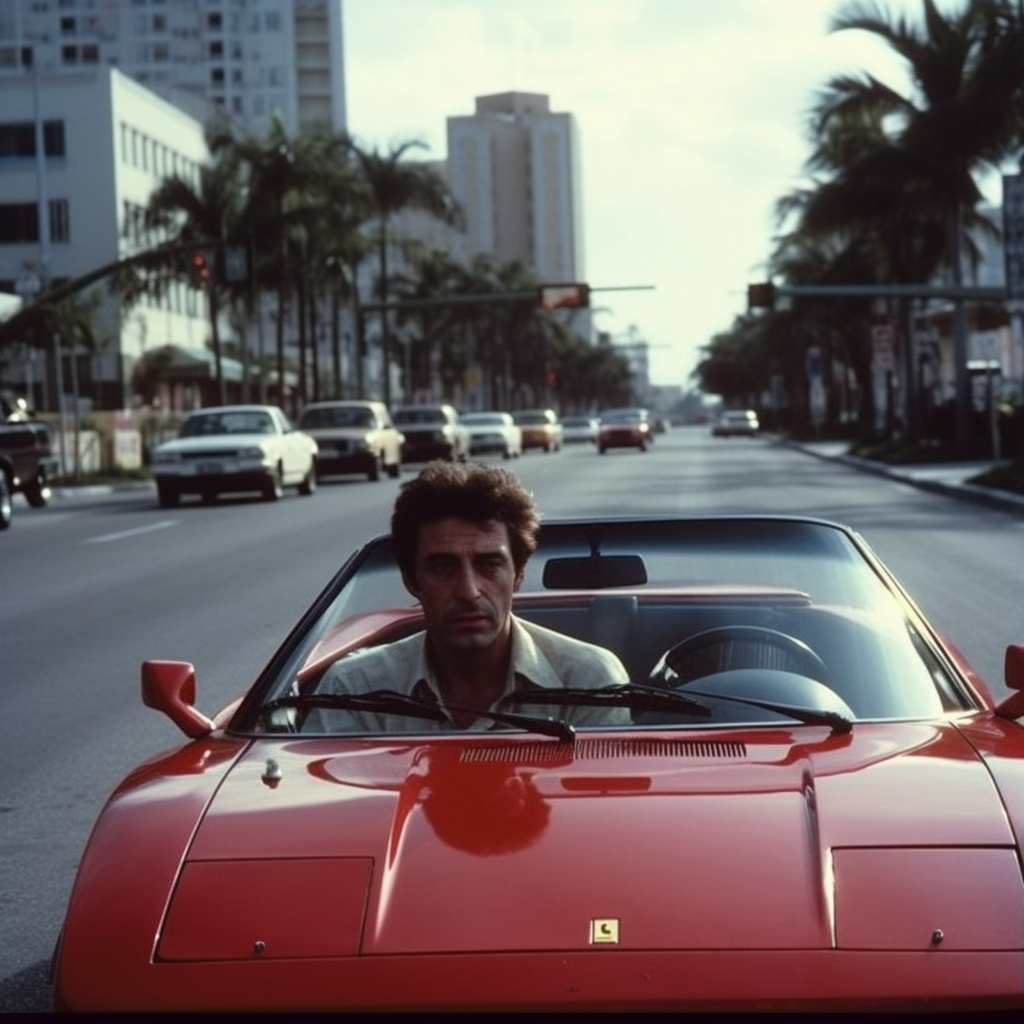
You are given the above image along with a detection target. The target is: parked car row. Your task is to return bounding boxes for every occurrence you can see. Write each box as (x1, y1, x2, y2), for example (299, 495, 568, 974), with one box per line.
(149, 401, 672, 508)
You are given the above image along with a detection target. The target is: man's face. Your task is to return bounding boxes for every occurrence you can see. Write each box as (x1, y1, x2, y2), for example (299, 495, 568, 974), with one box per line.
(404, 517, 523, 654)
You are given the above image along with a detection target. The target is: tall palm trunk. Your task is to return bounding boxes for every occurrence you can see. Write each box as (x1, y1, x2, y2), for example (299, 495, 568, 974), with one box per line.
(208, 281, 225, 405)
(947, 204, 971, 449)
(378, 221, 390, 406)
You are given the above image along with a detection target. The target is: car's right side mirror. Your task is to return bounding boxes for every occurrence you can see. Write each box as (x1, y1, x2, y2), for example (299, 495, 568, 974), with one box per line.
(994, 644, 1024, 720)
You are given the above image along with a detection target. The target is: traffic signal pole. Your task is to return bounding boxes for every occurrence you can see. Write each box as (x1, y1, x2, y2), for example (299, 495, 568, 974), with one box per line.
(355, 285, 653, 401)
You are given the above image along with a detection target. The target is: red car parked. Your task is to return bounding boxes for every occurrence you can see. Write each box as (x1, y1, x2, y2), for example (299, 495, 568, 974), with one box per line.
(52, 516, 1024, 1012)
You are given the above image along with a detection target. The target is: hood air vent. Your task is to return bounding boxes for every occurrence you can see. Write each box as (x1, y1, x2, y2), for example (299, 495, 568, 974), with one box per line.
(460, 737, 747, 764)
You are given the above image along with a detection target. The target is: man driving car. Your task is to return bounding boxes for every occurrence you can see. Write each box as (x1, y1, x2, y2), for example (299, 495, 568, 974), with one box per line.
(312, 460, 630, 731)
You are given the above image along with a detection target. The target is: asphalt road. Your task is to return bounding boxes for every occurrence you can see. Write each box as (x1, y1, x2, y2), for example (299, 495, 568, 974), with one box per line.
(2, 426, 1021, 1010)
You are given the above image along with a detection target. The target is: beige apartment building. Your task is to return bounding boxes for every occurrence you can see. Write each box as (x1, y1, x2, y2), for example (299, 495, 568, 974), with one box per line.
(447, 91, 585, 285)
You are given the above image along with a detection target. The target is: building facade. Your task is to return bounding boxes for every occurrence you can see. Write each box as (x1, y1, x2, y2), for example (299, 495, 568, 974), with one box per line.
(0, 0, 348, 413)
(0, 67, 212, 411)
(447, 91, 584, 284)
(0, 0, 347, 136)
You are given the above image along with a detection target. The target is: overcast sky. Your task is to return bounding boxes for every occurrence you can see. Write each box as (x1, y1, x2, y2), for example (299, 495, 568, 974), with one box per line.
(342, 0, 1001, 387)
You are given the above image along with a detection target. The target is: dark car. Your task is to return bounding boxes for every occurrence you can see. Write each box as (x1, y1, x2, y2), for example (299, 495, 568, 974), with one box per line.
(52, 514, 1024, 1012)
(0, 470, 11, 529)
(0, 414, 59, 512)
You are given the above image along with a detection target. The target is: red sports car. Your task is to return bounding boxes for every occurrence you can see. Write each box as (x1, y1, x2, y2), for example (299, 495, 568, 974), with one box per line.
(52, 516, 1024, 1012)
(597, 407, 652, 452)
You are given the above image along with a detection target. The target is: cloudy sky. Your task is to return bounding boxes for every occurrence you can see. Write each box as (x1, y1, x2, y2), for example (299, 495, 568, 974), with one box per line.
(342, 0, 999, 387)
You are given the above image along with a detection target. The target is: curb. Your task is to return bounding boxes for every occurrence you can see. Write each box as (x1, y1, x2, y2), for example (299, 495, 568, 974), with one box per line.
(787, 442, 1024, 517)
(49, 481, 155, 499)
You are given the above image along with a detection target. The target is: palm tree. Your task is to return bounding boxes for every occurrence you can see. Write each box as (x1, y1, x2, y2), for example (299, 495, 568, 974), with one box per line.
(136, 133, 247, 404)
(224, 117, 367, 411)
(812, 0, 1024, 446)
(350, 141, 462, 405)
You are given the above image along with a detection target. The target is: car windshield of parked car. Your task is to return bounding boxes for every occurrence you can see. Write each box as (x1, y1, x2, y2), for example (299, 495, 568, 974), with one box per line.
(395, 408, 446, 425)
(248, 518, 968, 735)
(299, 407, 374, 429)
(461, 413, 505, 426)
(514, 412, 548, 425)
(179, 411, 274, 436)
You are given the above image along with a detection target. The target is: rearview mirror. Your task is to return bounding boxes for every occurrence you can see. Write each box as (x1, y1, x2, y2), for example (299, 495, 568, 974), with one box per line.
(542, 554, 647, 589)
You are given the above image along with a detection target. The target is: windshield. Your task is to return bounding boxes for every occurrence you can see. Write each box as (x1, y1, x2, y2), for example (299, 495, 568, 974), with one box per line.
(246, 517, 968, 735)
(461, 414, 505, 426)
(299, 407, 375, 429)
(179, 411, 275, 436)
(395, 408, 446, 425)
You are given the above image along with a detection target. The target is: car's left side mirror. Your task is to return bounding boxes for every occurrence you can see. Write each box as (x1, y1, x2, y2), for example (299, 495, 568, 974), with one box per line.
(142, 659, 216, 738)
(994, 645, 1024, 720)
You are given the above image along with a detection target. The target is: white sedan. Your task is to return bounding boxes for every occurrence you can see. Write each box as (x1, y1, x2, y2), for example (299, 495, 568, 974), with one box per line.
(150, 404, 318, 507)
(459, 411, 523, 459)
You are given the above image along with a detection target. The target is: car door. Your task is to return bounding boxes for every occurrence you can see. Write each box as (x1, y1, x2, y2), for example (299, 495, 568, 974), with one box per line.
(277, 409, 309, 482)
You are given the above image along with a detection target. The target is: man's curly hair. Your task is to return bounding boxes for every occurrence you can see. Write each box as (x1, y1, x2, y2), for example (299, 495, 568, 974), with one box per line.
(391, 461, 540, 581)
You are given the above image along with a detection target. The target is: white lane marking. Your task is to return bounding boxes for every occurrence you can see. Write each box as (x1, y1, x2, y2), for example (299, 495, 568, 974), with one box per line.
(86, 520, 178, 544)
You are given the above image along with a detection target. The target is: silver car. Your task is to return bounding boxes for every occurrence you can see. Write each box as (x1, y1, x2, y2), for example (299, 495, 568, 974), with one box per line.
(459, 411, 523, 459)
(298, 400, 403, 482)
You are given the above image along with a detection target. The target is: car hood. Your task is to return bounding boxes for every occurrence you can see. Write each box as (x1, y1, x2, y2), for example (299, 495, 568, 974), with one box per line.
(155, 720, 1024, 961)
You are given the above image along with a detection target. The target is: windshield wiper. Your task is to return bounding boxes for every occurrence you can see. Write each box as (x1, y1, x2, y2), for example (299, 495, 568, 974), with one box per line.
(510, 683, 853, 734)
(683, 687, 853, 734)
(261, 689, 576, 742)
(508, 683, 712, 717)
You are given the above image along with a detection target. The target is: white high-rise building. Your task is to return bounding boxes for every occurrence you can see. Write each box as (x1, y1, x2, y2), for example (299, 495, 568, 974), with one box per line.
(0, 0, 347, 135)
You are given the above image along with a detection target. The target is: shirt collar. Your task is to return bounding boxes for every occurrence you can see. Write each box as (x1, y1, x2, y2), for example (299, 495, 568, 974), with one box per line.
(411, 615, 565, 711)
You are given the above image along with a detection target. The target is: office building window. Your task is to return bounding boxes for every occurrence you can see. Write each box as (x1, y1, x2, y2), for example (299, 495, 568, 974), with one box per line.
(0, 121, 66, 160)
(0, 199, 70, 244)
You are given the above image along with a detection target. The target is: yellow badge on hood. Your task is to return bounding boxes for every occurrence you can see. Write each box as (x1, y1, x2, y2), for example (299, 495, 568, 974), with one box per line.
(589, 918, 620, 944)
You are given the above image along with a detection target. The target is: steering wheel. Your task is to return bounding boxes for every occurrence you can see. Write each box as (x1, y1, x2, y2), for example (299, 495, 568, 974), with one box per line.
(651, 625, 831, 687)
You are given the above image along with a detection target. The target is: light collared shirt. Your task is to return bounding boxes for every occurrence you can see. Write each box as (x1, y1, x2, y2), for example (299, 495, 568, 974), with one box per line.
(308, 615, 631, 732)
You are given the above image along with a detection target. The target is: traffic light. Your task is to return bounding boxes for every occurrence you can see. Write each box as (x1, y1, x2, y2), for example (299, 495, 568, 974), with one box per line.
(747, 281, 776, 311)
(539, 283, 590, 311)
(189, 251, 212, 288)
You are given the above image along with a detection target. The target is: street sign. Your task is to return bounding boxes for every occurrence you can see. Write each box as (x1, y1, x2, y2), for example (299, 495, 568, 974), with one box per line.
(1002, 173, 1024, 300)
(222, 245, 249, 283)
(539, 283, 589, 311)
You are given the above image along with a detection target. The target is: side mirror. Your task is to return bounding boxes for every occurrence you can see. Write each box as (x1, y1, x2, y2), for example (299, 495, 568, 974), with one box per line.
(141, 659, 216, 738)
(994, 645, 1024, 720)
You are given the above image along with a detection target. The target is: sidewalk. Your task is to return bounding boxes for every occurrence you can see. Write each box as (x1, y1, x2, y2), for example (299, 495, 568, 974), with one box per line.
(789, 440, 1024, 516)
